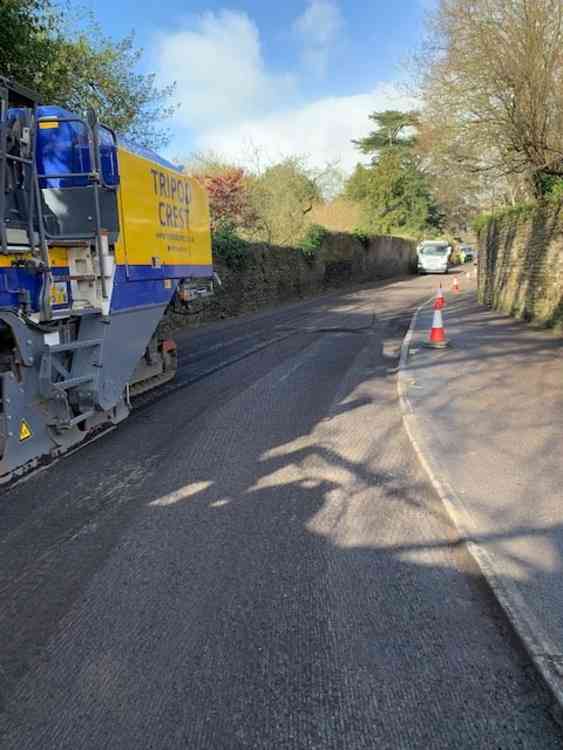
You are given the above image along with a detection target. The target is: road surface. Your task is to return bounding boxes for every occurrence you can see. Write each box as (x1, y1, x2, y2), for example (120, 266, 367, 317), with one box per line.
(0, 274, 561, 749)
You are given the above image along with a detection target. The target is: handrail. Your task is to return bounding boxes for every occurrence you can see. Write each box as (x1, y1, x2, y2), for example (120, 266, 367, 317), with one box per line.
(37, 115, 119, 191)
(0, 87, 8, 253)
(36, 112, 114, 299)
(5, 153, 34, 165)
(0, 106, 118, 315)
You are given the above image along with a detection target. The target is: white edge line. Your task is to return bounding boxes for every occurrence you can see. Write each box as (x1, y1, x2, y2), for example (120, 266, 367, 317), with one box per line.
(397, 297, 563, 714)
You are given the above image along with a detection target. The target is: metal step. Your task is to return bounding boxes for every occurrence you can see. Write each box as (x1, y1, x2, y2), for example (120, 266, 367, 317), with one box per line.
(51, 374, 94, 390)
(51, 308, 102, 320)
(39, 338, 103, 402)
(48, 338, 103, 354)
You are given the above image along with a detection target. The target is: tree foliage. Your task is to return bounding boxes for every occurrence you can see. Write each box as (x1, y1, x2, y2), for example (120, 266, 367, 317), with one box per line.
(0, 1, 56, 88)
(0, 0, 175, 148)
(415, 123, 483, 230)
(182, 153, 327, 246)
(346, 109, 443, 236)
(343, 164, 372, 202)
(417, 0, 563, 198)
(300, 224, 329, 259)
(195, 168, 257, 233)
(353, 110, 419, 158)
(360, 149, 443, 235)
(248, 157, 323, 246)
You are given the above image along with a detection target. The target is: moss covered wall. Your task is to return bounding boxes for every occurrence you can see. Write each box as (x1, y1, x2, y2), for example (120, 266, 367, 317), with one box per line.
(477, 205, 563, 328)
(164, 232, 416, 331)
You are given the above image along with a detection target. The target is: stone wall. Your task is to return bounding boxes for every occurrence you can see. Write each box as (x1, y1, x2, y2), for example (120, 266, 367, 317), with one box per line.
(164, 232, 416, 331)
(477, 205, 563, 328)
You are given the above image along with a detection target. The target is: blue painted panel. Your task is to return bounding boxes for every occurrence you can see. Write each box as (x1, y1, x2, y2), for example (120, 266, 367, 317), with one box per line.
(110, 264, 213, 312)
(0, 266, 69, 312)
(125, 263, 214, 282)
(35, 106, 119, 188)
(110, 266, 176, 311)
(0, 263, 213, 315)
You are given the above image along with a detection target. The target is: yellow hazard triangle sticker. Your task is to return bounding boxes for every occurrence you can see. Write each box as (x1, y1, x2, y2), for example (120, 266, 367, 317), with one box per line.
(19, 420, 32, 441)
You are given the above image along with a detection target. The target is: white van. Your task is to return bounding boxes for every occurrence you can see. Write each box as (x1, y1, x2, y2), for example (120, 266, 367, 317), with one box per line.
(417, 241, 452, 274)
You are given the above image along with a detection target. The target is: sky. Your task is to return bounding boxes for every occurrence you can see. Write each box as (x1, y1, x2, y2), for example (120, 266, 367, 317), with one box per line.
(74, 0, 431, 172)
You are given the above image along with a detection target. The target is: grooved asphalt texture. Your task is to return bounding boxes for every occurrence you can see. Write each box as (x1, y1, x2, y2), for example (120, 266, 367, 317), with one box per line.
(404, 283, 563, 709)
(0, 275, 561, 749)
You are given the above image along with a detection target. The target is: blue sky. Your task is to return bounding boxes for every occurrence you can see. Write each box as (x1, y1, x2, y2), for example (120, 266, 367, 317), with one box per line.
(73, 0, 430, 171)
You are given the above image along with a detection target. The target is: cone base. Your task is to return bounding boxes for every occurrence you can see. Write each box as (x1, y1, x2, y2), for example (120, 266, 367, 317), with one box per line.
(423, 339, 450, 349)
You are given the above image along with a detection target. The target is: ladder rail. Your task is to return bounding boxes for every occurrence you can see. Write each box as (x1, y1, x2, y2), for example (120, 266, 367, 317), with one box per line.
(24, 107, 37, 256)
(36, 112, 117, 300)
(39, 337, 103, 425)
(0, 86, 9, 254)
(0, 90, 40, 257)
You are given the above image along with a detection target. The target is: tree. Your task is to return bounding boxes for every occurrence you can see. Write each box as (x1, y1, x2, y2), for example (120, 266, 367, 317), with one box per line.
(0, 1, 175, 148)
(196, 168, 257, 233)
(46, 30, 176, 149)
(417, 0, 563, 198)
(360, 149, 443, 235)
(249, 158, 322, 245)
(353, 110, 419, 158)
(343, 163, 372, 202)
(0, 1, 57, 88)
(311, 162, 346, 201)
(348, 109, 443, 235)
(415, 121, 483, 230)
(181, 153, 327, 245)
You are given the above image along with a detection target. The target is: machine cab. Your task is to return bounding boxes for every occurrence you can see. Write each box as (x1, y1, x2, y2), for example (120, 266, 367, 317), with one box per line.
(35, 106, 120, 242)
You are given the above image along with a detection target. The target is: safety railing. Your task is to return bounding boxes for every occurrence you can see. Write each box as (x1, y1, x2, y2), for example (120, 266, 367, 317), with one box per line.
(0, 88, 42, 258)
(35, 113, 120, 300)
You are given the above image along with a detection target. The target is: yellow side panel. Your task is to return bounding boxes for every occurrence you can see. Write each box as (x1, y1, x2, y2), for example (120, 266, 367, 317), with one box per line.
(115, 147, 212, 269)
(0, 248, 67, 267)
(0, 256, 25, 267)
(49, 247, 69, 267)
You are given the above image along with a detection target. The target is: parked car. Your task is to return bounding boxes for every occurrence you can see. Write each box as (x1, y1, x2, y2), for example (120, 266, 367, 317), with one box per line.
(459, 245, 475, 263)
(416, 241, 452, 274)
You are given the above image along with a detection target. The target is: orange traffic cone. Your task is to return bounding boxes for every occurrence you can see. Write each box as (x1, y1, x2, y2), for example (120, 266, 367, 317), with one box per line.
(435, 286, 445, 310)
(452, 276, 460, 293)
(424, 300, 449, 349)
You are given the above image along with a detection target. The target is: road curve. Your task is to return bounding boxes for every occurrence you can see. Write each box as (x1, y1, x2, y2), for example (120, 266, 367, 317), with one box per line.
(0, 274, 561, 749)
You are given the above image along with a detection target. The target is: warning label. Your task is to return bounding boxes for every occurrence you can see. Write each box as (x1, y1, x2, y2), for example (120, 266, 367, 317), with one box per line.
(50, 282, 69, 306)
(19, 420, 32, 441)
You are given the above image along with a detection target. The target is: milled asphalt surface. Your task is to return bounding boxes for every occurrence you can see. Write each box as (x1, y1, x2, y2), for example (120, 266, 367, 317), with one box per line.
(403, 275, 563, 708)
(1, 273, 562, 749)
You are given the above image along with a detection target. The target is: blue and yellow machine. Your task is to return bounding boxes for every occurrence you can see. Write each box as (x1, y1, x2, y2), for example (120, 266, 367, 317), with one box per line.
(0, 77, 213, 479)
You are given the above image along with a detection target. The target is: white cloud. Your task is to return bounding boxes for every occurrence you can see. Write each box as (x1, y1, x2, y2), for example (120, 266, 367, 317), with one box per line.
(156, 10, 295, 129)
(156, 7, 415, 175)
(295, 0, 343, 46)
(294, 0, 344, 76)
(194, 83, 416, 173)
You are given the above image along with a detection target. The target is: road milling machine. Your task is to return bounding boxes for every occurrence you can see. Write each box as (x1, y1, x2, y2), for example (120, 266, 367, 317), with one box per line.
(0, 78, 213, 480)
